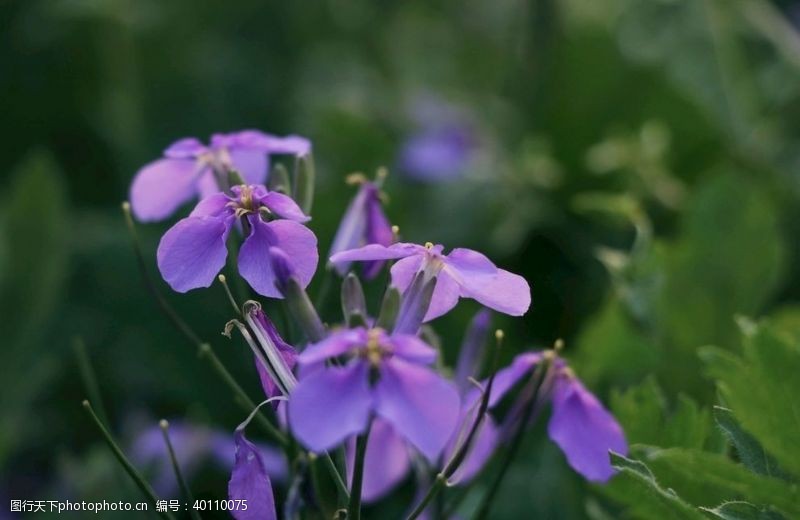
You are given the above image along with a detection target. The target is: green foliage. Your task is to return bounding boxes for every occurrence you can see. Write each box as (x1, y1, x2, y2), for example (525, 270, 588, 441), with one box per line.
(603, 320, 800, 520)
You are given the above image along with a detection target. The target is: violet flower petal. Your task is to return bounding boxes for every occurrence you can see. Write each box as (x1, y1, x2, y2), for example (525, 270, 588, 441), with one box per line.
(190, 192, 231, 217)
(463, 353, 541, 410)
(329, 185, 371, 275)
(289, 362, 373, 453)
(129, 158, 201, 222)
(459, 269, 531, 317)
(388, 255, 424, 289)
(363, 185, 394, 279)
(444, 248, 498, 277)
(238, 219, 318, 298)
(390, 334, 438, 365)
(330, 243, 423, 263)
(424, 270, 462, 321)
(157, 216, 232, 292)
(346, 418, 411, 503)
(547, 374, 628, 482)
(260, 191, 311, 222)
(449, 415, 500, 484)
(375, 358, 460, 461)
(229, 148, 268, 186)
(164, 137, 206, 159)
(195, 169, 221, 200)
(229, 429, 277, 520)
(297, 328, 366, 364)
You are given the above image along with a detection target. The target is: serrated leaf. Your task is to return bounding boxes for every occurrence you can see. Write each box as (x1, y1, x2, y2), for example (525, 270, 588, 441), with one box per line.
(701, 501, 786, 520)
(713, 406, 789, 480)
(701, 321, 800, 478)
(611, 377, 710, 450)
(633, 447, 800, 518)
(607, 451, 704, 519)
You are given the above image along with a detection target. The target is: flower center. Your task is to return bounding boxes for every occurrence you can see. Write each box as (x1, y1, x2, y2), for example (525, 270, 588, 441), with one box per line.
(360, 328, 390, 367)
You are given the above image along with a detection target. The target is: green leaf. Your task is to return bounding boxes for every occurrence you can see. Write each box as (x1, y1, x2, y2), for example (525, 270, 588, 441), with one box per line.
(0, 149, 69, 351)
(606, 451, 705, 519)
(701, 321, 800, 478)
(611, 377, 710, 449)
(701, 501, 786, 520)
(713, 406, 789, 480)
(633, 447, 800, 518)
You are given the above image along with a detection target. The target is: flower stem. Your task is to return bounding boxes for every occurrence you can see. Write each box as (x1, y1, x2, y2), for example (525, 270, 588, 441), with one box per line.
(348, 420, 373, 520)
(82, 400, 175, 520)
(159, 420, 201, 520)
(473, 356, 554, 520)
(321, 452, 350, 508)
(72, 338, 109, 427)
(122, 202, 289, 448)
(406, 331, 503, 520)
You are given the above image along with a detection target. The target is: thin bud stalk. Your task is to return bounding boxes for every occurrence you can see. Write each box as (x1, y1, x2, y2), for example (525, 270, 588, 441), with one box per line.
(82, 401, 175, 520)
(160, 420, 201, 520)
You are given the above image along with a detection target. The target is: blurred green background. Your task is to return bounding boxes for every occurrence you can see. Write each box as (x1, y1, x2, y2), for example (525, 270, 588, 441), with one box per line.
(2, 0, 800, 518)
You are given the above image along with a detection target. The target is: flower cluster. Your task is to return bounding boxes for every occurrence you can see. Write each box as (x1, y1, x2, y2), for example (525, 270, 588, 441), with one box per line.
(128, 128, 626, 519)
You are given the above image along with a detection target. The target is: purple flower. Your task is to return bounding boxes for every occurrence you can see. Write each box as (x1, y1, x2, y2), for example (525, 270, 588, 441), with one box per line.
(329, 181, 393, 279)
(400, 126, 478, 182)
(157, 184, 318, 296)
(467, 352, 628, 482)
(130, 130, 311, 222)
(330, 242, 531, 322)
(229, 428, 278, 520)
(288, 327, 461, 461)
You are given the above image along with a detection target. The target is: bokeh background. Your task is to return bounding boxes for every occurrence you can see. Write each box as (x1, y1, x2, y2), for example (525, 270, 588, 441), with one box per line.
(2, 0, 800, 518)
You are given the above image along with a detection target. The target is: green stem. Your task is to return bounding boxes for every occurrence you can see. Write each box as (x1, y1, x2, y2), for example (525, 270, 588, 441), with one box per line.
(322, 452, 350, 507)
(82, 401, 175, 520)
(72, 338, 110, 427)
(348, 420, 373, 520)
(160, 420, 201, 520)
(473, 357, 553, 520)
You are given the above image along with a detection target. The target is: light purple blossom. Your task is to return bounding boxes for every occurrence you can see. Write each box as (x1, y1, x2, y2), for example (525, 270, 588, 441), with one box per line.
(130, 130, 311, 222)
(466, 352, 628, 482)
(157, 185, 318, 297)
(288, 327, 461, 461)
(330, 242, 531, 322)
(329, 181, 393, 279)
(229, 428, 278, 520)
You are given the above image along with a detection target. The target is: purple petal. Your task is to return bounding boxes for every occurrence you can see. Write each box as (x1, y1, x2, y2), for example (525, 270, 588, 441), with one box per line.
(229, 148, 268, 186)
(157, 216, 231, 292)
(164, 137, 206, 159)
(195, 169, 221, 200)
(363, 186, 394, 279)
(129, 158, 201, 222)
(388, 254, 424, 290)
(444, 248, 497, 277)
(448, 415, 500, 484)
(331, 243, 423, 264)
(190, 192, 232, 217)
(346, 418, 411, 502)
(255, 355, 281, 400)
(329, 185, 371, 275)
(424, 270, 462, 321)
(459, 269, 531, 317)
(238, 219, 318, 298)
(375, 358, 460, 461)
(260, 134, 312, 156)
(209, 431, 288, 482)
(390, 334, 437, 364)
(547, 374, 627, 482)
(454, 309, 492, 392)
(289, 362, 373, 453)
(229, 429, 277, 520)
(463, 353, 540, 410)
(260, 191, 311, 222)
(297, 328, 367, 365)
